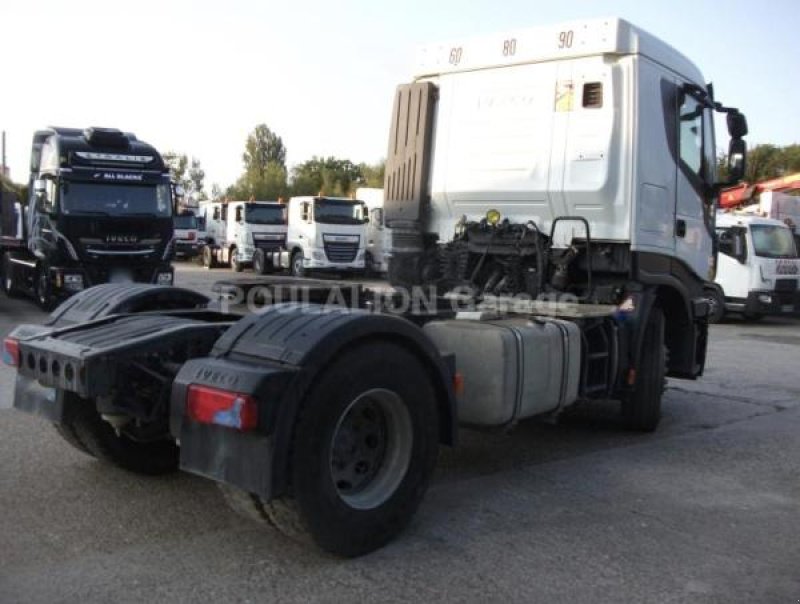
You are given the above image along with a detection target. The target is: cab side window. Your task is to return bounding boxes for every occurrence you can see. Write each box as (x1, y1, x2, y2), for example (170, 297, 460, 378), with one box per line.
(301, 202, 311, 222)
(235, 206, 243, 222)
(679, 94, 703, 177)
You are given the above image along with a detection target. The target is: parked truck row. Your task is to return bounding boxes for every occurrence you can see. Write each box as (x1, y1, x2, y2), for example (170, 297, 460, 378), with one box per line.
(5, 18, 749, 557)
(189, 193, 389, 277)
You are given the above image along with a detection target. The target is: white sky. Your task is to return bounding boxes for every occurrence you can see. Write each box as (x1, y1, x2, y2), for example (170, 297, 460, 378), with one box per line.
(1, 0, 798, 190)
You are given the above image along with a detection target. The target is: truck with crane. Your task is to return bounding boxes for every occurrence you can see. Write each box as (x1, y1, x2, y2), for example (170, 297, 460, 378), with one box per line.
(0, 127, 174, 308)
(4, 18, 747, 557)
(705, 174, 800, 321)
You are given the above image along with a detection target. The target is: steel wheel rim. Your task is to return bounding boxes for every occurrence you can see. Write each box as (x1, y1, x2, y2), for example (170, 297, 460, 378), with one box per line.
(329, 388, 413, 510)
(293, 255, 302, 274)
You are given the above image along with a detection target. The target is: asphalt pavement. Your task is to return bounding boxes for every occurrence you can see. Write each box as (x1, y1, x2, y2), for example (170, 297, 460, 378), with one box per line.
(0, 265, 798, 603)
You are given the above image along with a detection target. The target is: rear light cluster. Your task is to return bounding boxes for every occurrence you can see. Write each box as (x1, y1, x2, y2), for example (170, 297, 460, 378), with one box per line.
(187, 231, 196, 241)
(2, 338, 20, 367)
(186, 384, 258, 431)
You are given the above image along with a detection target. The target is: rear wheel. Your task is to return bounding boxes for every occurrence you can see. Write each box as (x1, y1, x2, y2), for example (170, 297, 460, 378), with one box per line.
(54, 391, 179, 475)
(223, 342, 440, 557)
(621, 307, 666, 432)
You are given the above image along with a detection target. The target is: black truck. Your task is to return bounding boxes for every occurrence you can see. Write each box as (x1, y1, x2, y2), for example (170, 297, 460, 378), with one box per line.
(0, 127, 174, 308)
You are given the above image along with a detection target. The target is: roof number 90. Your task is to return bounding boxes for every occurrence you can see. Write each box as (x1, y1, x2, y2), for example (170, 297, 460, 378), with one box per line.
(558, 30, 574, 49)
(449, 47, 463, 65)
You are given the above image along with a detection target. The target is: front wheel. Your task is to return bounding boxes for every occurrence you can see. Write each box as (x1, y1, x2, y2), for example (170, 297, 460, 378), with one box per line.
(35, 264, 55, 310)
(290, 251, 306, 278)
(706, 288, 726, 324)
(202, 246, 217, 269)
(230, 247, 244, 272)
(2, 252, 19, 297)
(225, 342, 440, 557)
(621, 307, 666, 432)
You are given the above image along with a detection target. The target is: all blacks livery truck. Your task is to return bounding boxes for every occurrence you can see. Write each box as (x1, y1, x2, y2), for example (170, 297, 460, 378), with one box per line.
(0, 127, 174, 308)
(5, 19, 747, 557)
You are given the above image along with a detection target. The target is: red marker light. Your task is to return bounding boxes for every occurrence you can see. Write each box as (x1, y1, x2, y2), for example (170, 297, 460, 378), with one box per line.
(2, 337, 20, 367)
(187, 231, 196, 241)
(186, 384, 258, 431)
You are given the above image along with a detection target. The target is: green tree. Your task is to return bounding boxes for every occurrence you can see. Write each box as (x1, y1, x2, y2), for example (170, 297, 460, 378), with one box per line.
(719, 144, 800, 183)
(163, 151, 189, 190)
(290, 156, 364, 197)
(243, 124, 287, 173)
(359, 160, 385, 188)
(188, 157, 207, 200)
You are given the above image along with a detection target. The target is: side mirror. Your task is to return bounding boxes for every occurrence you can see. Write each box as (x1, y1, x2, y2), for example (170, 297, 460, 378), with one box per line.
(726, 138, 747, 183)
(174, 185, 185, 197)
(33, 179, 46, 196)
(727, 111, 748, 139)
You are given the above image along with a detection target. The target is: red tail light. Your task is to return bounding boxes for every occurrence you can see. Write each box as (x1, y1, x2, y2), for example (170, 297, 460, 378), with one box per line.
(2, 337, 20, 367)
(187, 231, 196, 241)
(186, 384, 258, 431)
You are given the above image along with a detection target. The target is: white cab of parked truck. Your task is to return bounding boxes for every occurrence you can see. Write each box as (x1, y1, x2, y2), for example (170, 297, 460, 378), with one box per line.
(172, 212, 201, 259)
(198, 200, 288, 272)
(282, 196, 368, 276)
(356, 187, 389, 274)
(711, 213, 799, 320)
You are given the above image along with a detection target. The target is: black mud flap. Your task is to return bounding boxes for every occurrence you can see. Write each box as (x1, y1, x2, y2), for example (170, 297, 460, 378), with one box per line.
(170, 357, 297, 500)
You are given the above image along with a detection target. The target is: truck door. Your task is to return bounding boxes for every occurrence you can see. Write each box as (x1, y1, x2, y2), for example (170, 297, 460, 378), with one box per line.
(674, 86, 716, 281)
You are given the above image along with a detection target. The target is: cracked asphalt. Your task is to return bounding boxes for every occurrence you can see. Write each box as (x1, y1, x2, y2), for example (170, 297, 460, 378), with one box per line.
(1, 265, 798, 603)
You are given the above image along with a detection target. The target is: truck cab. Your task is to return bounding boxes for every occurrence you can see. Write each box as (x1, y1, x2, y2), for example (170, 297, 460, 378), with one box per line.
(173, 212, 200, 259)
(714, 213, 799, 319)
(1, 127, 174, 308)
(356, 187, 389, 274)
(282, 196, 368, 276)
(197, 200, 287, 272)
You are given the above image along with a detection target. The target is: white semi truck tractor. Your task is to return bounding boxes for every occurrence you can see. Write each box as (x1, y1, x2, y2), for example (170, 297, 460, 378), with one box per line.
(5, 18, 747, 557)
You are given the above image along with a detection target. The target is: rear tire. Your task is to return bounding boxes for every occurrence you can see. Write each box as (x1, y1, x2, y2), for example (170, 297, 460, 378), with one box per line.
(225, 342, 440, 557)
(56, 391, 179, 475)
(621, 307, 666, 432)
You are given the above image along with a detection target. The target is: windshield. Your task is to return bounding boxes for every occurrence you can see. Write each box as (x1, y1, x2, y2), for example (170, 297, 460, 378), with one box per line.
(174, 215, 198, 229)
(246, 204, 286, 225)
(314, 199, 366, 225)
(751, 224, 798, 258)
(61, 182, 171, 217)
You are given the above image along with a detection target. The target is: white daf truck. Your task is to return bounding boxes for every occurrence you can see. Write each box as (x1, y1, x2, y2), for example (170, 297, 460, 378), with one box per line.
(198, 200, 288, 272)
(6, 18, 748, 558)
(708, 213, 799, 321)
(356, 187, 389, 274)
(281, 195, 368, 276)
